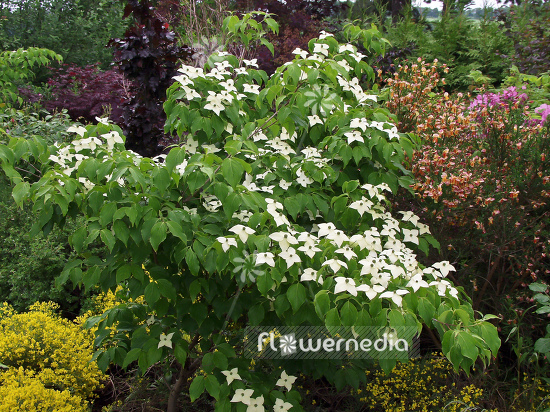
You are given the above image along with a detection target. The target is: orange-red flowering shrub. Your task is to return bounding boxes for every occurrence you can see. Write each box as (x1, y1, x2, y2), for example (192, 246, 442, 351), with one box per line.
(383, 60, 550, 345)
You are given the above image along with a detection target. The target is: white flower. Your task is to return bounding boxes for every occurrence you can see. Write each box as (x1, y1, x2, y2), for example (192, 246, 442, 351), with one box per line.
(407, 273, 429, 292)
(318, 30, 334, 39)
(182, 85, 201, 100)
(78, 177, 95, 192)
(231, 388, 254, 404)
(276, 371, 297, 391)
(308, 115, 323, 127)
(326, 229, 349, 247)
(339, 44, 355, 53)
(335, 246, 357, 260)
(313, 43, 330, 56)
(432, 261, 456, 277)
(217, 236, 238, 252)
(278, 179, 291, 190)
(417, 222, 431, 235)
(256, 252, 275, 267)
(273, 398, 293, 412)
(67, 125, 87, 137)
(101, 131, 124, 150)
(203, 144, 221, 154)
(222, 368, 242, 384)
(399, 211, 421, 226)
(279, 247, 301, 268)
(204, 91, 226, 115)
(344, 130, 364, 144)
(301, 268, 322, 283)
(371, 271, 391, 288)
(359, 256, 382, 276)
(270, 232, 298, 251)
(297, 243, 321, 258)
(229, 224, 255, 243)
(247, 396, 265, 412)
(334, 277, 357, 296)
(253, 131, 268, 142)
(73, 136, 101, 152)
(158, 332, 174, 349)
(349, 118, 369, 131)
(266, 198, 283, 211)
(322, 259, 347, 273)
(243, 58, 259, 67)
(380, 290, 409, 307)
(430, 279, 458, 297)
(243, 83, 261, 94)
(183, 137, 199, 154)
(220, 79, 237, 92)
(349, 197, 373, 216)
(292, 48, 308, 59)
(317, 222, 336, 237)
(402, 228, 419, 245)
(356, 284, 385, 299)
(95, 116, 110, 125)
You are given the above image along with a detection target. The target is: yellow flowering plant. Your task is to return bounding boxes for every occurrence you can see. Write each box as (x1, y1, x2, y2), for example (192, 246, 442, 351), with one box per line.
(0, 20, 500, 411)
(0, 301, 104, 402)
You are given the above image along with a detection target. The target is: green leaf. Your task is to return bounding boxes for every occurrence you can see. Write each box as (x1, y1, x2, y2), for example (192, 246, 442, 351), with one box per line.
(340, 301, 358, 325)
(150, 221, 167, 251)
(123, 348, 141, 368)
(189, 375, 205, 402)
(186, 248, 200, 276)
(12, 181, 30, 206)
(100, 229, 116, 252)
(287, 283, 306, 313)
(417, 297, 436, 326)
(534, 338, 550, 354)
(205, 374, 220, 400)
(99, 202, 117, 226)
(314, 290, 331, 319)
(145, 282, 161, 304)
(529, 282, 548, 292)
(221, 157, 245, 187)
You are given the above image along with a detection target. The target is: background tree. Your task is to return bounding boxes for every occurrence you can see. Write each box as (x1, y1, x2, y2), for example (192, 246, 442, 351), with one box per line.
(0, 0, 128, 68)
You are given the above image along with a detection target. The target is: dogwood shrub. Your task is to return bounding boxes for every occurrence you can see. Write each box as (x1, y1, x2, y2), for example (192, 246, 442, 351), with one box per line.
(0, 24, 500, 411)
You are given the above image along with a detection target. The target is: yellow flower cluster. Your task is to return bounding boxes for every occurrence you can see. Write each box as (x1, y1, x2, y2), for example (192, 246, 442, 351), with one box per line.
(0, 367, 87, 412)
(0, 302, 104, 403)
(356, 356, 486, 412)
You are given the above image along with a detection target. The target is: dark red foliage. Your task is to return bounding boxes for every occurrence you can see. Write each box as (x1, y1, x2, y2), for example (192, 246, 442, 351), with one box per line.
(20, 64, 130, 124)
(498, 3, 550, 75)
(108, 0, 192, 157)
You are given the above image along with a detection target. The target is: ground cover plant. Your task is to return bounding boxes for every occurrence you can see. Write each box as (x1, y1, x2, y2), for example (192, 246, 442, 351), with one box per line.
(0, 22, 501, 411)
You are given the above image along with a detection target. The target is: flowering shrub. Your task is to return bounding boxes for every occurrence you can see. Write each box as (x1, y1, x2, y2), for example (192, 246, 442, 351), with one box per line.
(355, 355, 490, 412)
(383, 61, 550, 400)
(0, 23, 500, 411)
(0, 367, 87, 412)
(0, 302, 104, 401)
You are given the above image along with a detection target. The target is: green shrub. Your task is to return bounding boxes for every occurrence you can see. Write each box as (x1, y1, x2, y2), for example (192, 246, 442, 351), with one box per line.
(0, 107, 75, 144)
(0, 175, 84, 314)
(379, 10, 512, 90)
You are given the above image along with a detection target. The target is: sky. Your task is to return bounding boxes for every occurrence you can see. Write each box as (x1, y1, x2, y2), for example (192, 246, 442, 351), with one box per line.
(412, 0, 506, 9)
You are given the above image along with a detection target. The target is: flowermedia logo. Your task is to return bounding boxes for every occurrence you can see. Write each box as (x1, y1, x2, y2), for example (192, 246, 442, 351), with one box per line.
(244, 326, 420, 360)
